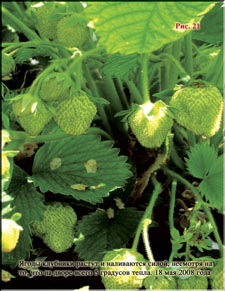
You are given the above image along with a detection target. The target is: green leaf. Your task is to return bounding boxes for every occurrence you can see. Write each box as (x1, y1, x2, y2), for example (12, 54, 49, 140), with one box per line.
(2, 165, 46, 268)
(85, 2, 215, 54)
(74, 208, 144, 261)
(199, 155, 223, 211)
(88, 95, 110, 105)
(2, 112, 10, 129)
(185, 144, 218, 179)
(15, 47, 54, 64)
(31, 134, 132, 204)
(2, 191, 14, 217)
(101, 53, 139, 80)
(192, 3, 223, 44)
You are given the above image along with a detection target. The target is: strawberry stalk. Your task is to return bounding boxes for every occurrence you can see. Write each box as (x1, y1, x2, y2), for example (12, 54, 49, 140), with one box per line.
(160, 53, 190, 82)
(168, 179, 178, 264)
(183, 32, 193, 79)
(2, 7, 40, 41)
(125, 79, 143, 104)
(141, 53, 152, 104)
(10, 2, 30, 24)
(102, 76, 124, 113)
(132, 174, 162, 262)
(83, 63, 113, 136)
(170, 146, 185, 170)
(114, 78, 129, 109)
(160, 45, 172, 90)
(168, 180, 177, 230)
(206, 48, 223, 86)
(163, 166, 224, 257)
(168, 40, 182, 88)
(67, 47, 105, 75)
(28, 62, 68, 97)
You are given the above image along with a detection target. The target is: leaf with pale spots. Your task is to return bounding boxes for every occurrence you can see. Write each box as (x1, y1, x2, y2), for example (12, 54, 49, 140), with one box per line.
(31, 134, 132, 204)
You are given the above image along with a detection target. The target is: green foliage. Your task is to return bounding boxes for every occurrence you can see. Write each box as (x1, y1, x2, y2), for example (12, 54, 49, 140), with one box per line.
(85, 2, 215, 54)
(31, 134, 132, 204)
(177, 276, 208, 290)
(1, 1, 224, 281)
(101, 53, 139, 80)
(185, 144, 223, 211)
(185, 144, 218, 179)
(144, 275, 177, 290)
(193, 3, 223, 44)
(14, 47, 55, 64)
(2, 165, 46, 267)
(210, 259, 224, 290)
(74, 208, 144, 261)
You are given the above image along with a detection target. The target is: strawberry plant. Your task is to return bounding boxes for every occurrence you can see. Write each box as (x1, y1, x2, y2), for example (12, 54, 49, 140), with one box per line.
(1, 2, 224, 290)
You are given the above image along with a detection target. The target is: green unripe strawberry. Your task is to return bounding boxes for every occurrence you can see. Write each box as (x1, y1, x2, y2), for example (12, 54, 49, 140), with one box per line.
(100, 248, 149, 289)
(43, 229, 75, 253)
(129, 100, 173, 148)
(56, 16, 89, 47)
(31, 202, 77, 253)
(2, 219, 23, 253)
(144, 275, 177, 289)
(12, 95, 36, 118)
(54, 94, 97, 135)
(35, 3, 64, 40)
(177, 276, 208, 289)
(2, 53, 15, 77)
(17, 104, 52, 136)
(170, 84, 223, 137)
(210, 259, 224, 290)
(39, 77, 70, 101)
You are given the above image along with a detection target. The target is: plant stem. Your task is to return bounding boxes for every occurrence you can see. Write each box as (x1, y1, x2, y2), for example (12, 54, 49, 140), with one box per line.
(125, 80, 143, 104)
(114, 78, 129, 109)
(202, 206, 224, 254)
(162, 166, 224, 256)
(187, 130, 196, 147)
(88, 127, 112, 140)
(83, 63, 113, 136)
(67, 47, 105, 74)
(169, 180, 177, 230)
(183, 32, 193, 79)
(2, 7, 40, 40)
(185, 244, 191, 261)
(142, 219, 155, 262)
(169, 40, 181, 88)
(102, 76, 123, 113)
(206, 48, 223, 87)
(141, 54, 151, 104)
(11, 2, 30, 22)
(29, 64, 56, 96)
(160, 45, 172, 90)
(160, 53, 189, 79)
(170, 146, 185, 170)
(132, 175, 162, 259)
